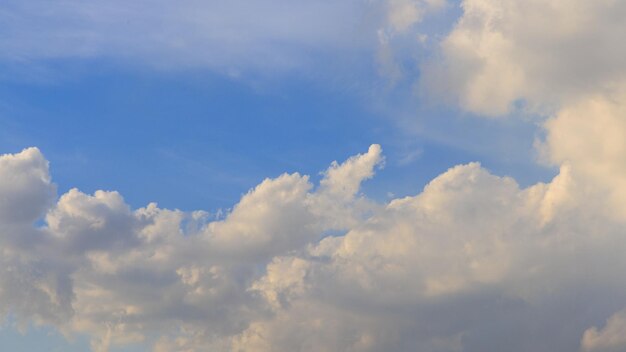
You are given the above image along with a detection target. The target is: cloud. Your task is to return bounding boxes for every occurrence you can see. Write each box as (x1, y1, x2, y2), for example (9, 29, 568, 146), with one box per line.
(233, 157, 626, 352)
(411, 1, 626, 350)
(0, 147, 71, 329)
(0, 0, 371, 72)
(0, 147, 55, 224)
(376, 0, 446, 83)
(0, 0, 442, 77)
(0, 145, 384, 350)
(2, 142, 626, 351)
(422, 0, 626, 116)
(582, 309, 626, 352)
(0, 0, 454, 89)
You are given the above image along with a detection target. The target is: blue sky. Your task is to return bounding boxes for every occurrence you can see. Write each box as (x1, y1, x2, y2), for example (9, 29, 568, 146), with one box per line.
(4, 1, 626, 351)
(0, 59, 551, 212)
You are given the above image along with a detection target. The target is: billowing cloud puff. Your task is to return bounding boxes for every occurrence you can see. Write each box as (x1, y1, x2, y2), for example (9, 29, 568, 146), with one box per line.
(582, 309, 626, 352)
(0, 148, 70, 328)
(2, 142, 626, 351)
(0, 147, 55, 224)
(424, 0, 626, 116)
(540, 93, 626, 219)
(236, 161, 626, 352)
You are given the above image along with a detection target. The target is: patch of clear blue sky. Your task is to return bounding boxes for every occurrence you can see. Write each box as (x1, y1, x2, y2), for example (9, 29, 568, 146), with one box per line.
(0, 326, 86, 352)
(0, 59, 554, 213)
(0, 325, 146, 352)
(0, 314, 92, 352)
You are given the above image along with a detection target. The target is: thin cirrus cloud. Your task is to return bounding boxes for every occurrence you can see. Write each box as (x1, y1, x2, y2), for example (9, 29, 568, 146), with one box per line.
(1, 0, 367, 71)
(0, 0, 447, 83)
(3, 0, 626, 352)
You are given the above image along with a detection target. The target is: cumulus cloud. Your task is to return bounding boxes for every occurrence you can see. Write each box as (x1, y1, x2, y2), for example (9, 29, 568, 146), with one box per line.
(412, 1, 626, 350)
(582, 309, 626, 352)
(538, 92, 626, 219)
(413, 0, 626, 227)
(420, 0, 626, 218)
(0, 148, 71, 329)
(0, 147, 55, 224)
(1, 141, 626, 351)
(423, 0, 626, 116)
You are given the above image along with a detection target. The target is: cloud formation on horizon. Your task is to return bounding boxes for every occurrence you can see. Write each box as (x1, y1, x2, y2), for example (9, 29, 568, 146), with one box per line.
(2, 135, 626, 352)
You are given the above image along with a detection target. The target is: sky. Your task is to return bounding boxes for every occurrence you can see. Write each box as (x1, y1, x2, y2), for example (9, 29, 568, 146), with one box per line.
(1, 1, 626, 351)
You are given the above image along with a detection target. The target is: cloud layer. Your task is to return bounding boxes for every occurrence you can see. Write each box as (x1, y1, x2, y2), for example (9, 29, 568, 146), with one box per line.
(1, 137, 626, 352)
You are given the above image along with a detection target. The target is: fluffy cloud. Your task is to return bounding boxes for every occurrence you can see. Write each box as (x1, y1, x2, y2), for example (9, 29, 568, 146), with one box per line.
(440, 0, 626, 218)
(582, 309, 626, 352)
(237, 161, 626, 352)
(0, 147, 55, 224)
(411, 1, 626, 350)
(0, 145, 384, 350)
(539, 93, 626, 219)
(2, 142, 626, 351)
(423, 0, 626, 116)
(0, 148, 71, 329)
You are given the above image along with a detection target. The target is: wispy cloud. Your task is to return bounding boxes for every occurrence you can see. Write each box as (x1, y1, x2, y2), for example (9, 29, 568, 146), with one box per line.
(1, 0, 379, 73)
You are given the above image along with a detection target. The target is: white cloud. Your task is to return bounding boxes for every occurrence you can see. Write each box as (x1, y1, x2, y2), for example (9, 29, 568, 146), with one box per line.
(46, 189, 139, 252)
(237, 159, 626, 351)
(0, 147, 55, 224)
(411, 2, 626, 350)
(0, 148, 71, 329)
(386, 0, 424, 33)
(2, 143, 626, 351)
(582, 309, 626, 352)
(423, 0, 626, 116)
(539, 92, 626, 219)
